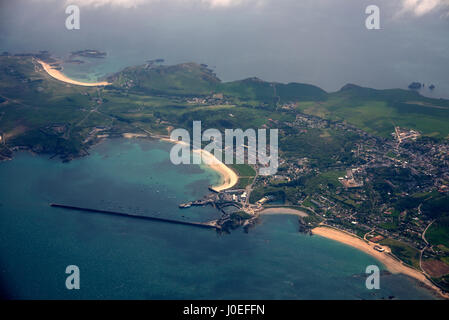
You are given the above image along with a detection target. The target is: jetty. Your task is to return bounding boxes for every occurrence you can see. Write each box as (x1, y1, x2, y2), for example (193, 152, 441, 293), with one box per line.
(208, 186, 219, 193)
(50, 203, 221, 230)
(179, 198, 215, 209)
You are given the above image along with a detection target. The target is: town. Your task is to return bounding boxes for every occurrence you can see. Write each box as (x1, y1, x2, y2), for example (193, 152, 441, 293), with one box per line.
(178, 105, 449, 284)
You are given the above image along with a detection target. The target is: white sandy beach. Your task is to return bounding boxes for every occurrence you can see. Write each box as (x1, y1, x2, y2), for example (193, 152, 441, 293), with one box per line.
(123, 133, 148, 139)
(36, 59, 236, 191)
(259, 207, 308, 217)
(313, 226, 448, 299)
(161, 138, 239, 192)
(37, 58, 445, 298)
(201, 150, 239, 192)
(36, 59, 110, 87)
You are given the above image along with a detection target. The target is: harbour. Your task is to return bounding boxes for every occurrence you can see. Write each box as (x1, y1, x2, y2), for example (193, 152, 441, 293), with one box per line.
(50, 203, 221, 230)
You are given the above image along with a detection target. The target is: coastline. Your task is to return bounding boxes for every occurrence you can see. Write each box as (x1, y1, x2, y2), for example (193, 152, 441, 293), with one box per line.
(259, 207, 308, 217)
(35, 59, 236, 191)
(33, 58, 447, 299)
(202, 152, 239, 192)
(36, 59, 110, 87)
(312, 226, 449, 299)
(160, 137, 239, 192)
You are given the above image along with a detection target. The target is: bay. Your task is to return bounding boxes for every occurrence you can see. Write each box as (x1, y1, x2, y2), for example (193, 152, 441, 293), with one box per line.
(0, 139, 439, 299)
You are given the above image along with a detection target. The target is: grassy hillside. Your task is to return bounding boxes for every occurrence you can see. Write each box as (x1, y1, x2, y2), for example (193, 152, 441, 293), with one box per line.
(296, 84, 449, 138)
(428, 220, 449, 248)
(280, 128, 359, 169)
(1, 55, 449, 161)
(106, 62, 449, 140)
(218, 77, 276, 103)
(421, 195, 449, 248)
(218, 78, 327, 107)
(109, 62, 220, 96)
(0, 56, 101, 157)
(276, 82, 327, 103)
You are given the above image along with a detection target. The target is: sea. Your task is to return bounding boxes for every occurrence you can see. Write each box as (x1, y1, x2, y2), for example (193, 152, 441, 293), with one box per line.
(0, 0, 448, 98)
(0, 139, 440, 299)
(0, 0, 447, 299)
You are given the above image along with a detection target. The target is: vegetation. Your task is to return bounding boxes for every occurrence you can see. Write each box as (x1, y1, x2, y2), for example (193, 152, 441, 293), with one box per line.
(228, 164, 256, 177)
(422, 195, 449, 220)
(379, 238, 421, 269)
(427, 218, 449, 248)
(296, 84, 449, 138)
(231, 211, 252, 221)
(280, 128, 358, 169)
(109, 62, 220, 96)
(2, 54, 449, 289)
(2, 55, 448, 162)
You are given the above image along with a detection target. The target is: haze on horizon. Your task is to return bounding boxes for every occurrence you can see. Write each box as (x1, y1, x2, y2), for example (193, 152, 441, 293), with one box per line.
(0, 0, 448, 97)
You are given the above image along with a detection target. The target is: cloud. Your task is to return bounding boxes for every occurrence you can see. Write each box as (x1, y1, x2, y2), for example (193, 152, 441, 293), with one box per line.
(65, 0, 260, 8)
(400, 0, 449, 16)
(65, 0, 153, 8)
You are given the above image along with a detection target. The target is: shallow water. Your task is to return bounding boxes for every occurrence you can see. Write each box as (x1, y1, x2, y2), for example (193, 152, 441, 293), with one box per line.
(0, 139, 439, 299)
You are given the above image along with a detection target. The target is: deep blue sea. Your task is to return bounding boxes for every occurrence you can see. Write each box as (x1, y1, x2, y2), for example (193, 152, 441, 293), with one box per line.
(0, 139, 439, 299)
(2, 0, 448, 98)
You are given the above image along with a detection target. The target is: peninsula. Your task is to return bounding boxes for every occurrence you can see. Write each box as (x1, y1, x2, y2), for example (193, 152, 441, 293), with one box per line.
(1, 52, 449, 298)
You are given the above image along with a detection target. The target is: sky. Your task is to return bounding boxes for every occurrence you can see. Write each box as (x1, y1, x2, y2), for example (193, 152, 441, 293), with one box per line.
(61, 0, 449, 14)
(0, 0, 448, 96)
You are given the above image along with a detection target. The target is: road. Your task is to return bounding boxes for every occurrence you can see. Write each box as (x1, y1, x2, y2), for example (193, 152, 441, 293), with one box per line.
(419, 219, 435, 275)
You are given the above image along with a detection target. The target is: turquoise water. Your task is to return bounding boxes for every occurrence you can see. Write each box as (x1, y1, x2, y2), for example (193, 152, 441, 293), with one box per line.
(61, 55, 137, 83)
(0, 139, 439, 299)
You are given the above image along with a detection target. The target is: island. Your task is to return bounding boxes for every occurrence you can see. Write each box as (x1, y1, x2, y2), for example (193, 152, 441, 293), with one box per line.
(1, 52, 449, 298)
(70, 49, 107, 59)
(408, 82, 423, 90)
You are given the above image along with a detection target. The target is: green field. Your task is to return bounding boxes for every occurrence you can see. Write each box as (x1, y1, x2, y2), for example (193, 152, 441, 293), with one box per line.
(280, 128, 359, 169)
(379, 238, 421, 269)
(427, 221, 449, 248)
(296, 85, 449, 139)
(2, 54, 449, 264)
(1, 55, 449, 163)
(229, 164, 256, 177)
(229, 164, 256, 189)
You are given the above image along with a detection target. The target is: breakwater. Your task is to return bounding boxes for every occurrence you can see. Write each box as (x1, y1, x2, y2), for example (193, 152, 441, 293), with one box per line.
(50, 203, 221, 230)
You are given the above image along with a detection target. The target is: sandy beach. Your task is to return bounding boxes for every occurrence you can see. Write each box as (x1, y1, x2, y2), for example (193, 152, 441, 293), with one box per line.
(161, 138, 238, 192)
(123, 133, 148, 139)
(259, 207, 308, 217)
(36, 59, 110, 87)
(313, 226, 448, 299)
(200, 149, 239, 192)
